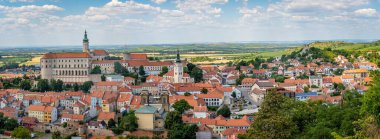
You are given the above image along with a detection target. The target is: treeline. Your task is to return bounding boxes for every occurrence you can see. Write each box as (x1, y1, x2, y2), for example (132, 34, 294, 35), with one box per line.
(239, 71, 380, 139)
(2, 76, 94, 93)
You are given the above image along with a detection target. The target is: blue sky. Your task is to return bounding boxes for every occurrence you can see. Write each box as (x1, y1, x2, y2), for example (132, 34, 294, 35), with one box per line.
(0, 0, 380, 46)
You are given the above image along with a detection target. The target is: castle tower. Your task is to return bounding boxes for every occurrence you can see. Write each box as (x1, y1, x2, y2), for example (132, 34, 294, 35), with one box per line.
(173, 50, 183, 83)
(83, 30, 90, 53)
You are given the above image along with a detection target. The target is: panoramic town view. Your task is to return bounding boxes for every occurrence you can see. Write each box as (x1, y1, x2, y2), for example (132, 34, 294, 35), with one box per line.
(1, 0, 380, 139)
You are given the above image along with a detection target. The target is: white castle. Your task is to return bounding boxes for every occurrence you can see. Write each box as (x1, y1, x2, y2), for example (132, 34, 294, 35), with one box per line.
(40, 31, 194, 83)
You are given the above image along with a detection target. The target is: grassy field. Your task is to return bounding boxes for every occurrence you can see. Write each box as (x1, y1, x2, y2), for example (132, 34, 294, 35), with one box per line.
(21, 55, 42, 66)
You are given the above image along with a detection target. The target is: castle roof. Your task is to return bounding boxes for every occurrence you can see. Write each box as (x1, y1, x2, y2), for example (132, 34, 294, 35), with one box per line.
(42, 52, 91, 59)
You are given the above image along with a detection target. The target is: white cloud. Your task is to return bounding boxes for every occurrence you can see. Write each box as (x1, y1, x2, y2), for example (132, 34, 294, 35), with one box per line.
(176, 0, 228, 16)
(354, 8, 377, 16)
(151, 0, 166, 4)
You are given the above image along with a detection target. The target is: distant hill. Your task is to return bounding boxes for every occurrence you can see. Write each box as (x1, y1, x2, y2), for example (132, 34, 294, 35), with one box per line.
(308, 41, 380, 51)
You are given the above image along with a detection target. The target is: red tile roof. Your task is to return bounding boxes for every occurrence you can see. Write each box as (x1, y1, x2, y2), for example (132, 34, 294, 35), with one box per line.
(92, 49, 108, 56)
(42, 52, 91, 59)
(129, 53, 147, 60)
(94, 81, 122, 86)
(97, 112, 116, 121)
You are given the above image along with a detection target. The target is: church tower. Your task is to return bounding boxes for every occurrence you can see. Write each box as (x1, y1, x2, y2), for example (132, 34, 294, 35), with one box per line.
(173, 50, 183, 83)
(160, 90, 170, 112)
(83, 30, 90, 53)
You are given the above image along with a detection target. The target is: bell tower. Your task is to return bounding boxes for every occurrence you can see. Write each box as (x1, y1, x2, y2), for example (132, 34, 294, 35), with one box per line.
(160, 90, 170, 112)
(83, 30, 90, 53)
(140, 90, 149, 105)
(173, 50, 183, 83)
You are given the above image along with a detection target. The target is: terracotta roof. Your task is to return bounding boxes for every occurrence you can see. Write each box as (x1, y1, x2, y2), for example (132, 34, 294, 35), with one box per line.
(64, 91, 83, 97)
(343, 69, 368, 74)
(28, 105, 45, 111)
(341, 75, 354, 79)
(242, 78, 257, 84)
(94, 81, 122, 86)
(119, 87, 132, 92)
(221, 128, 246, 136)
(332, 76, 342, 83)
(129, 53, 147, 60)
(170, 95, 204, 108)
(44, 106, 55, 112)
(117, 94, 132, 102)
(42, 52, 91, 59)
(130, 96, 141, 105)
(124, 76, 135, 81)
(146, 75, 163, 82)
(97, 112, 116, 121)
(177, 86, 201, 92)
(194, 105, 208, 112)
(21, 117, 39, 124)
(125, 60, 172, 67)
(62, 114, 85, 120)
(196, 91, 223, 99)
(92, 49, 108, 56)
(309, 95, 342, 103)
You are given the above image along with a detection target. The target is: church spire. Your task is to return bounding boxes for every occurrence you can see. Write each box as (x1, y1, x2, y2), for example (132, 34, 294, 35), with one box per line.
(83, 30, 89, 43)
(83, 30, 90, 53)
(175, 49, 181, 63)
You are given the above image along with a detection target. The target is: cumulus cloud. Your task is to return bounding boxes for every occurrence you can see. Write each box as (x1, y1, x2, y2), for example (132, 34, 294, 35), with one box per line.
(354, 8, 377, 17)
(151, 0, 166, 4)
(0, 0, 379, 46)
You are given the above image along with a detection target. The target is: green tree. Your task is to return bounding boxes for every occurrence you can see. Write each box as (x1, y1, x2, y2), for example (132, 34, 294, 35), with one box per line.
(361, 71, 380, 124)
(165, 111, 183, 130)
(172, 99, 192, 114)
(50, 79, 57, 91)
(20, 80, 31, 90)
(73, 83, 79, 91)
(101, 74, 106, 81)
(217, 105, 231, 118)
(111, 127, 124, 135)
(243, 91, 297, 139)
(190, 67, 203, 83)
(56, 79, 64, 92)
(159, 66, 169, 76)
(167, 124, 198, 139)
(11, 126, 31, 139)
(52, 131, 62, 139)
(81, 81, 93, 93)
(37, 79, 50, 92)
(201, 88, 208, 94)
(138, 65, 146, 76)
(236, 74, 245, 85)
(186, 63, 196, 73)
(108, 119, 116, 129)
(114, 62, 125, 74)
(4, 118, 18, 131)
(119, 111, 138, 131)
(90, 65, 102, 74)
(261, 64, 268, 69)
(303, 86, 309, 92)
